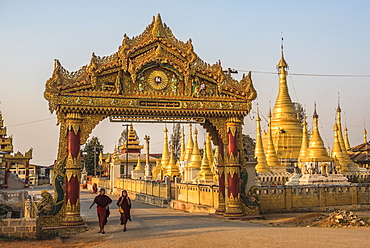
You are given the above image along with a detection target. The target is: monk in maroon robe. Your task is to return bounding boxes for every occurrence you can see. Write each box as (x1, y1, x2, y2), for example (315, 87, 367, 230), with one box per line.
(89, 188, 112, 234)
(117, 190, 131, 232)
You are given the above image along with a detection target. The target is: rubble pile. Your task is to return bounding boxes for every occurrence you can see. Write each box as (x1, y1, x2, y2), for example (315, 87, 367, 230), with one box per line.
(318, 210, 369, 227)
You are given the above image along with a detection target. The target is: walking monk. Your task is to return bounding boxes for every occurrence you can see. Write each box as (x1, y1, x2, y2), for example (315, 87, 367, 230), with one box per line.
(117, 190, 131, 232)
(89, 188, 112, 234)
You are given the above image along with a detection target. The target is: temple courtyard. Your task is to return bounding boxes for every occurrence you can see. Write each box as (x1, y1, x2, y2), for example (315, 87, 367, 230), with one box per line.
(1, 186, 369, 248)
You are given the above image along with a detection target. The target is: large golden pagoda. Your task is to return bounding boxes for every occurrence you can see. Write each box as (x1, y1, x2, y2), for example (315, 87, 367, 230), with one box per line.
(263, 46, 302, 162)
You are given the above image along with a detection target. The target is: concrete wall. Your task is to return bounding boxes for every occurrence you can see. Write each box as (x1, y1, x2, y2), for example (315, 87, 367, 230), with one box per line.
(257, 184, 370, 213)
(0, 190, 27, 212)
(93, 177, 171, 200)
(92, 177, 370, 214)
(0, 217, 39, 238)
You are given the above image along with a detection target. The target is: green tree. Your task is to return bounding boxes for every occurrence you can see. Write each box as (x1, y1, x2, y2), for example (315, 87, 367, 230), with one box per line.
(169, 123, 181, 162)
(293, 101, 311, 135)
(82, 136, 104, 176)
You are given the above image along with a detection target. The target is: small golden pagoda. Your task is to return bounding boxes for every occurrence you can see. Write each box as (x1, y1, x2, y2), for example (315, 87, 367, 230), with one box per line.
(134, 154, 144, 171)
(344, 125, 351, 151)
(254, 108, 270, 173)
(160, 125, 170, 170)
(298, 115, 309, 169)
(184, 124, 193, 162)
(165, 145, 180, 178)
(120, 124, 144, 153)
(188, 128, 201, 169)
(301, 105, 333, 164)
(194, 141, 214, 183)
(265, 110, 281, 168)
(332, 123, 348, 172)
(263, 46, 302, 163)
(335, 104, 357, 171)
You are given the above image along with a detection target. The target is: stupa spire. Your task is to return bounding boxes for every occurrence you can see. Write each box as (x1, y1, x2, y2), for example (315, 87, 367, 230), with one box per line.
(364, 124, 367, 143)
(336, 101, 353, 170)
(255, 106, 271, 172)
(344, 125, 351, 151)
(205, 132, 214, 166)
(265, 109, 281, 167)
(184, 124, 194, 162)
(332, 123, 348, 172)
(303, 103, 332, 162)
(188, 127, 201, 169)
(165, 145, 180, 178)
(195, 141, 214, 182)
(134, 154, 144, 171)
(298, 113, 309, 168)
(161, 124, 170, 169)
(266, 38, 302, 160)
(179, 126, 186, 161)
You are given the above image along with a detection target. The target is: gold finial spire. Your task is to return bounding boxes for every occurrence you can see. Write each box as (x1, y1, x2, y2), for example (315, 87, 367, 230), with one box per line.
(332, 123, 348, 172)
(179, 126, 186, 161)
(302, 104, 333, 162)
(161, 124, 170, 169)
(335, 101, 353, 170)
(265, 109, 281, 167)
(188, 127, 201, 168)
(255, 106, 271, 172)
(134, 154, 144, 170)
(205, 132, 214, 166)
(298, 112, 309, 168)
(364, 124, 367, 143)
(184, 124, 194, 161)
(344, 124, 351, 150)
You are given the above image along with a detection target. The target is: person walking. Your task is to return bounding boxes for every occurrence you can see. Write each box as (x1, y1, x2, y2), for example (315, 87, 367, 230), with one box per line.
(89, 188, 112, 234)
(117, 190, 131, 232)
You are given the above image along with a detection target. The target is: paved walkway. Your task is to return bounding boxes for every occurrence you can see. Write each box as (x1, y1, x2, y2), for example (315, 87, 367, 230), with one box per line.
(2, 187, 370, 247)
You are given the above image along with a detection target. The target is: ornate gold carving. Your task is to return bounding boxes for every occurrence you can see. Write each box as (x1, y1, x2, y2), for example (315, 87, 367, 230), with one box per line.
(148, 70, 169, 90)
(227, 166, 239, 179)
(65, 154, 82, 182)
(225, 152, 240, 165)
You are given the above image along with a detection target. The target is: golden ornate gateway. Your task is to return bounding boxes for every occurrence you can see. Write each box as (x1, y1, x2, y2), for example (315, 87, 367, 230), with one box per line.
(44, 14, 257, 225)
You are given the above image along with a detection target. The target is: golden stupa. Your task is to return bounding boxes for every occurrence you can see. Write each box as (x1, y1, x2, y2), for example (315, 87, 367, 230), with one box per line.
(263, 45, 302, 162)
(301, 105, 333, 163)
(255, 107, 271, 173)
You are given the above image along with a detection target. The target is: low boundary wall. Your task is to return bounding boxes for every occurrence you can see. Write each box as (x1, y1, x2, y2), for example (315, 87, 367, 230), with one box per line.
(92, 177, 370, 214)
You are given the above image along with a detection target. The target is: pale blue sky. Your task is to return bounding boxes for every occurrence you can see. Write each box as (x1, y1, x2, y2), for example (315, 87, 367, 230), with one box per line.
(1, 0, 370, 164)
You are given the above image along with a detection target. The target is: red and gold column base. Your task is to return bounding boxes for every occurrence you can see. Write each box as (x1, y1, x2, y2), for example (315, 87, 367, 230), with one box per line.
(61, 199, 84, 226)
(215, 194, 226, 215)
(61, 213, 84, 226)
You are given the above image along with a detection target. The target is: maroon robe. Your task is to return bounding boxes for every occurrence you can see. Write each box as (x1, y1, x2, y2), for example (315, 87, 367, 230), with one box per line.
(94, 194, 112, 228)
(117, 196, 131, 225)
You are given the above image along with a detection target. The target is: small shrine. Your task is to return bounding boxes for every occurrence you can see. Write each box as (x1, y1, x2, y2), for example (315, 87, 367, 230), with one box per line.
(0, 112, 33, 189)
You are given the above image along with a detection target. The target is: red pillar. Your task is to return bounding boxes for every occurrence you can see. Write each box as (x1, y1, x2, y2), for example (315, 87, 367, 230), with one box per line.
(215, 138, 226, 215)
(24, 161, 29, 188)
(4, 161, 8, 189)
(61, 114, 84, 226)
(223, 120, 244, 217)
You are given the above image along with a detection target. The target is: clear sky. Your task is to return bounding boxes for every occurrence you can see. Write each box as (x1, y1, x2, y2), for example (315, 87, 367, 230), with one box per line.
(1, 0, 370, 165)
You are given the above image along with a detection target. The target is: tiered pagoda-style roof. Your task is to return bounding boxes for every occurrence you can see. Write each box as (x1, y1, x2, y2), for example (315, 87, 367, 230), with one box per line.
(119, 124, 144, 153)
(0, 112, 13, 154)
(348, 142, 370, 167)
